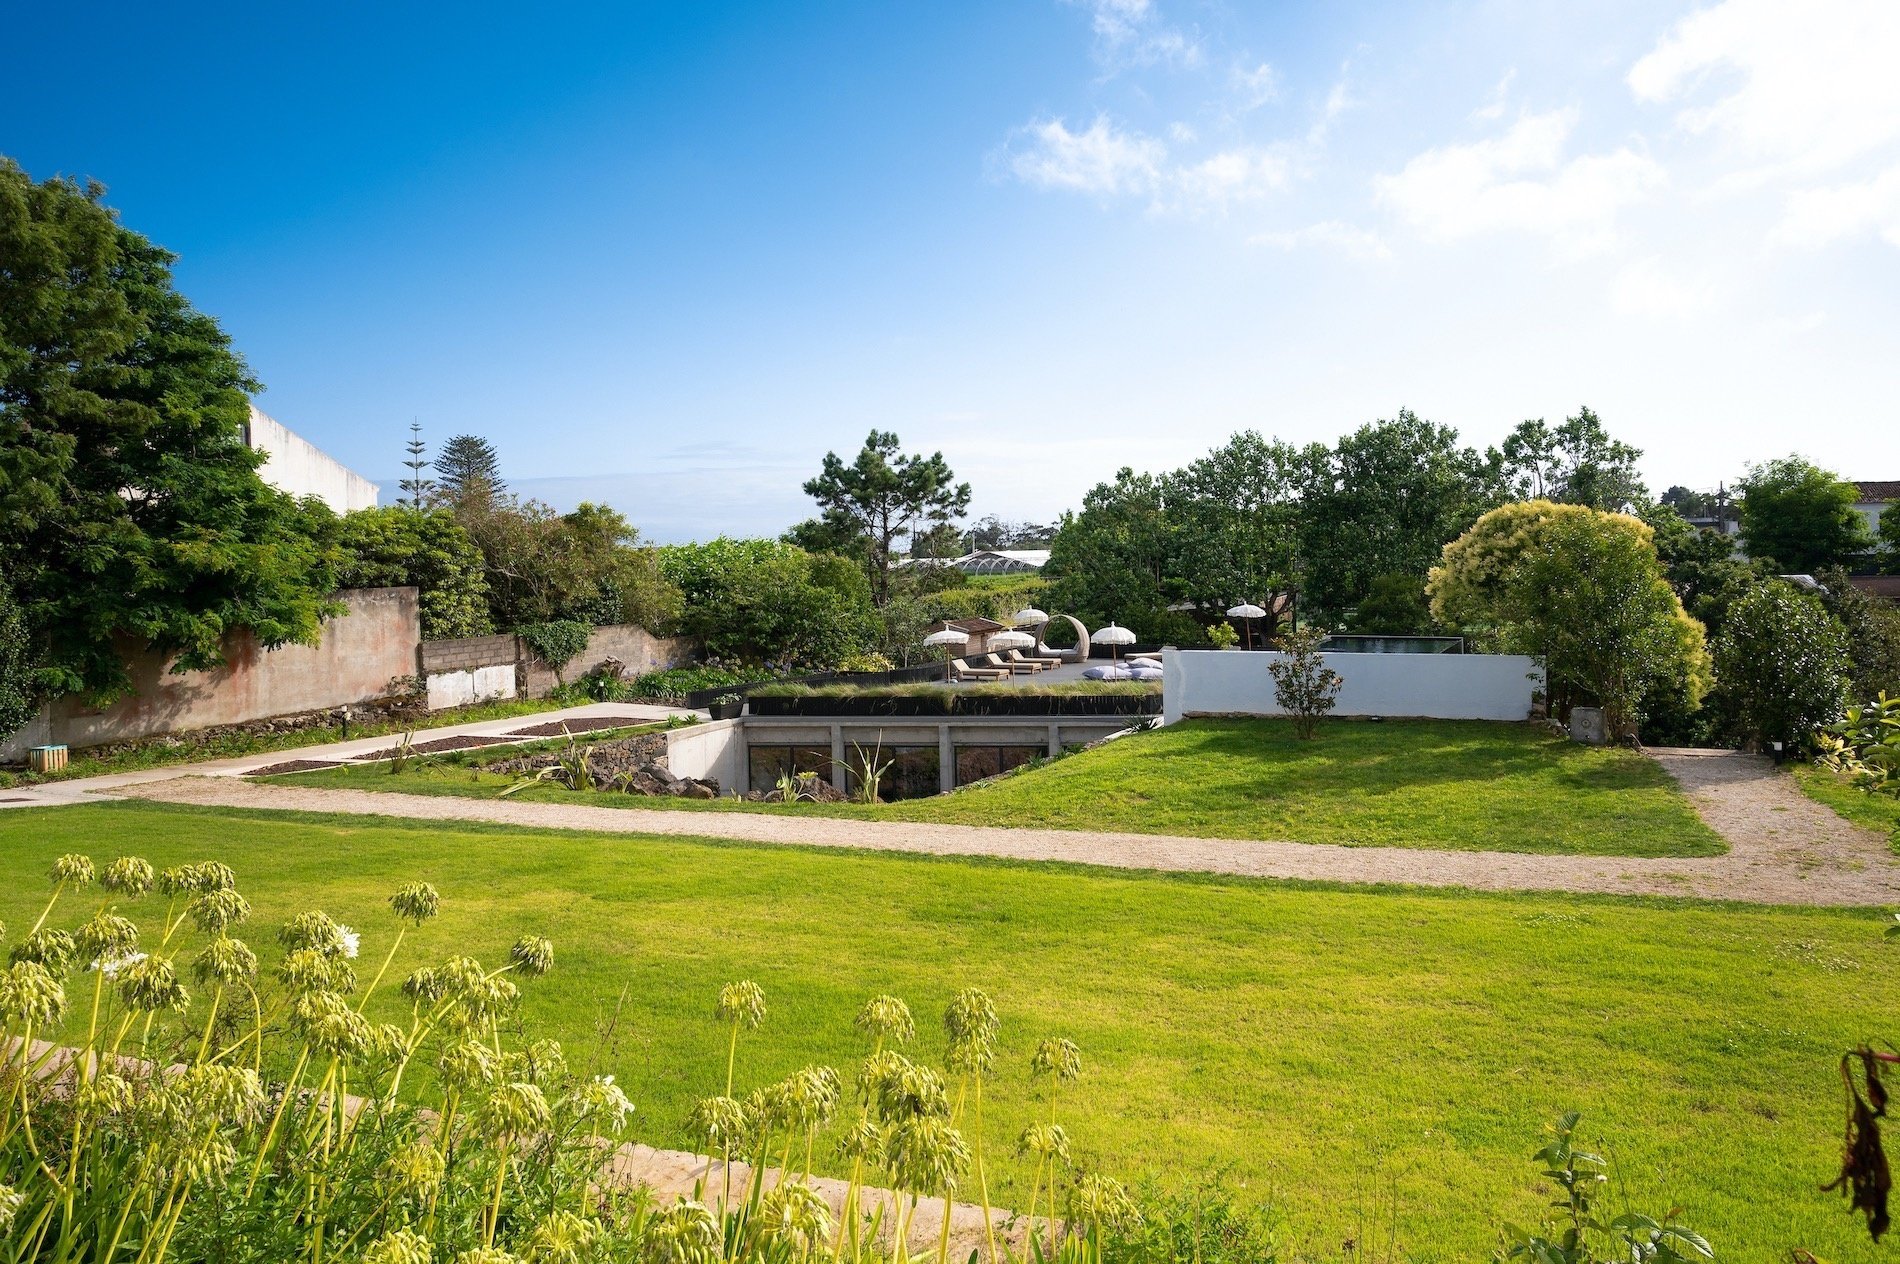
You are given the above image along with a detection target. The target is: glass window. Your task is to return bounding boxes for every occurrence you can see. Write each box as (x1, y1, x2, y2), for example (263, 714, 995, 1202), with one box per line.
(954, 745, 1043, 787)
(845, 746, 940, 801)
(747, 746, 832, 793)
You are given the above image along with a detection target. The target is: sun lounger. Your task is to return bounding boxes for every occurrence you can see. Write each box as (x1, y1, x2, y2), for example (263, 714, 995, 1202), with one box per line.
(952, 658, 1011, 682)
(982, 653, 1042, 677)
(1003, 650, 1056, 672)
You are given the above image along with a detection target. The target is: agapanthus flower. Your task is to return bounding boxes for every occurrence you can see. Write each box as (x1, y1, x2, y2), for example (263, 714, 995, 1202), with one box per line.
(0, 961, 66, 1026)
(1016, 1122, 1071, 1162)
(1031, 1037, 1082, 1083)
(91, 950, 148, 980)
(337, 925, 361, 960)
(361, 1227, 432, 1264)
(0, 1183, 22, 1234)
(277, 947, 355, 997)
(884, 1113, 970, 1195)
(861, 1051, 947, 1122)
(438, 1038, 499, 1089)
(178, 1064, 266, 1126)
(525, 1208, 598, 1264)
(101, 856, 155, 897)
(118, 954, 189, 1013)
(76, 1072, 136, 1118)
(686, 1094, 748, 1153)
(756, 1181, 832, 1254)
(945, 987, 999, 1076)
(389, 881, 441, 925)
(381, 1139, 446, 1194)
(510, 935, 554, 976)
(50, 853, 95, 887)
(452, 1250, 524, 1264)
(402, 965, 447, 1004)
(1066, 1172, 1142, 1232)
(777, 1064, 841, 1130)
(483, 1080, 552, 1135)
(568, 1073, 635, 1130)
(76, 912, 139, 963)
(11, 928, 76, 972)
(834, 1109, 883, 1163)
(715, 979, 766, 1030)
(292, 992, 373, 1058)
(187, 888, 251, 935)
(174, 1134, 240, 1184)
(161, 861, 235, 897)
(278, 910, 347, 958)
(192, 936, 258, 986)
(855, 993, 915, 1045)
(642, 1200, 720, 1264)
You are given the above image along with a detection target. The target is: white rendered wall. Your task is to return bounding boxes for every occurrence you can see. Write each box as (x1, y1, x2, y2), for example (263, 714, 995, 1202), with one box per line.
(1162, 649, 1542, 724)
(248, 406, 380, 512)
(665, 719, 745, 794)
(425, 665, 517, 711)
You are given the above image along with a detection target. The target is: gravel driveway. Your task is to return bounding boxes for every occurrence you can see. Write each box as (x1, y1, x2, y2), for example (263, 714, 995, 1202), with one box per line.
(109, 747, 1900, 907)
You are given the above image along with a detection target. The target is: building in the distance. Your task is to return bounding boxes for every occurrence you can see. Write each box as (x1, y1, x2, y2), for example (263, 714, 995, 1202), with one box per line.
(244, 405, 379, 512)
(1852, 480, 1898, 538)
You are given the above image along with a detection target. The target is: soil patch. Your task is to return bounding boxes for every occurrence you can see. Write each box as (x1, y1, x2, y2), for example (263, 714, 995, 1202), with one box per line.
(503, 715, 655, 738)
(248, 759, 346, 776)
(354, 735, 513, 760)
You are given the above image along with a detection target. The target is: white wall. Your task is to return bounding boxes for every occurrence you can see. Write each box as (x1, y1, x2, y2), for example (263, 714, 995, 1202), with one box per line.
(425, 665, 517, 711)
(248, 406, 380, 512)
(665, 719, 745, 793)
(1163, 649, 1542, 724)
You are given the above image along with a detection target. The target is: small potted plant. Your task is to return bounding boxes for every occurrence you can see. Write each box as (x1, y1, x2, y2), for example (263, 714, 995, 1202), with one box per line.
(708, 692, 743, 720)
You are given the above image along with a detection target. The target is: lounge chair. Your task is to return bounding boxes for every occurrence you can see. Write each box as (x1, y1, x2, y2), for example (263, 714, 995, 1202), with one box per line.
(952, 658, 1010, 682)
(982, 653, 1042, 677)
(1003, 650, 1056, 672)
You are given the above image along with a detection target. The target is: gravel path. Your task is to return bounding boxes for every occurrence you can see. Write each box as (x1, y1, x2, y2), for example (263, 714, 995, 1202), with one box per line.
(111, 748, 1900, 906)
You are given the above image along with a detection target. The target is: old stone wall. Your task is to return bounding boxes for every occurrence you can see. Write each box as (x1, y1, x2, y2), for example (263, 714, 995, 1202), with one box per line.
(3, 588, 420, 759)
(519, 623, 693, 698)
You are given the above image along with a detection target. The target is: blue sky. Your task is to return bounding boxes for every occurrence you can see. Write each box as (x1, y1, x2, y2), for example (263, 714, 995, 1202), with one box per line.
(7, 0, 1897, 540)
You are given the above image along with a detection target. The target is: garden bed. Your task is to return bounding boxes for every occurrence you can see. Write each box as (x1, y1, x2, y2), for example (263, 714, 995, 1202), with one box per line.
(245, 759, 345, 776)
(505, 714, 656, 737)
(354, 734, 513, 760)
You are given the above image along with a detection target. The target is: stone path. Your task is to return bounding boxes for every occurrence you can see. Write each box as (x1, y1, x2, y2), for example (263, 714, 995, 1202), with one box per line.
(110, 747, 1900, 907)
(0, 701, 690, 810)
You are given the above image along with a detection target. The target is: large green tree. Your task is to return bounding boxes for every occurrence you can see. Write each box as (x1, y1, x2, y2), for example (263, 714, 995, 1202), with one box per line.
(1042, 468, 1180, 641)
(1429, 501, 1710, 738)
(0, 160, 337, 704)
(1166, 431, 1302, 621)
(330, 507, 493, 640)
(451, 494, 679, 631)
(1299, 410, 1500, 623)
(1500, 408, 1646, 510)
(801, 430, 971, 606)
(658, 537, 878, 670)
(1737, 456, 1873, 573)
(1713, 579, 1850, 753)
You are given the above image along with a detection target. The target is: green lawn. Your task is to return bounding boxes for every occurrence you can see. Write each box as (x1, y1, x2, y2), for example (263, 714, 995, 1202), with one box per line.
(0, 801, 1885, 1261)
(1792, 763, 1900, 853)
(277, 718, 1725, 858)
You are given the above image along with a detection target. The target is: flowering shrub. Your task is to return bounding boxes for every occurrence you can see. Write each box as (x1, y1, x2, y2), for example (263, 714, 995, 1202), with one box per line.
(0, 855, 1147, 1264)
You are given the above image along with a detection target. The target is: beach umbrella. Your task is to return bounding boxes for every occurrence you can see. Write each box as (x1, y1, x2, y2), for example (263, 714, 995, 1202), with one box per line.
(1226, 602, 1267, 650)
(989, 629, 1035, 652)
(1090, 622, 1137, 663)
(1011, 607, 1049, 627)
(923, 627, 970, 682)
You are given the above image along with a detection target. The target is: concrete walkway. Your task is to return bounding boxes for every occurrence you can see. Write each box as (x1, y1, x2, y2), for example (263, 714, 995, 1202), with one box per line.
(0, 702, 691, 810)
(108, 748, 1900, 907)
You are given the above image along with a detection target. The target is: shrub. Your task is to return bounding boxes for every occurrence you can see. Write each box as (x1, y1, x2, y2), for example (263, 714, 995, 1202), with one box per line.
(659, 538, 880, 671)
(1206, 622, 1239, 649)
(1712, 580, 1851, 754)
(332, 506, 493, 639)
(1266, 627, 1342, 739)
(518, 619, 593, 685)
(0, 575, 38, 737)
(1495, 1112, 1714, 1263)
(626, 662, 757, 701)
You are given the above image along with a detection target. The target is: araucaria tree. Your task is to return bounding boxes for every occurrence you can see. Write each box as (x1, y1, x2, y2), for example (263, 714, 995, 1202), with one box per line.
(801, 430, 971, 606)
(0, 160, 338, 704)
(399, 421, 435, 508)
(433, 433, 505, 499)
(1429, 501, 1711, 740)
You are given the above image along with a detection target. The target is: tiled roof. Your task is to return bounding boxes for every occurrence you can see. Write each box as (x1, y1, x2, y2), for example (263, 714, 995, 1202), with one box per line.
(1848, 575, 1900, 600)
(1856, 480, 1900, 502)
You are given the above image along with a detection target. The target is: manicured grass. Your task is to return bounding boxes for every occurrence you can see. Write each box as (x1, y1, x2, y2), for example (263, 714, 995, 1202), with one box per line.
(1792, 763, 1900, 853)
(0, 801, 1884, 1260)
(277, 718, 1725, 858)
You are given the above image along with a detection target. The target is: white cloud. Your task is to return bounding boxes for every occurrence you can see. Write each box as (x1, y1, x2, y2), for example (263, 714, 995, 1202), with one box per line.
(1003, 116, 1291, 215)
(1306, 70, 1357, 147)
(1471, 69, 1516, 122)
(1628, 0, 1900, 174)
(1071, 0, 1201, 70)
(1005, 116, 1167, 196)
(1373, 109, 1664, 253)
(1774, 165, 1900, 249)
(1609, 257, 1714, 318)
(1232, 61, 1281, 110)
(1251, 220, 1392, 261)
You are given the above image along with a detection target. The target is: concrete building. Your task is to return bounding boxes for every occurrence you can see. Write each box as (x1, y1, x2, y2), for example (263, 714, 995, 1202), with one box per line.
(245, 405, 379, 512)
